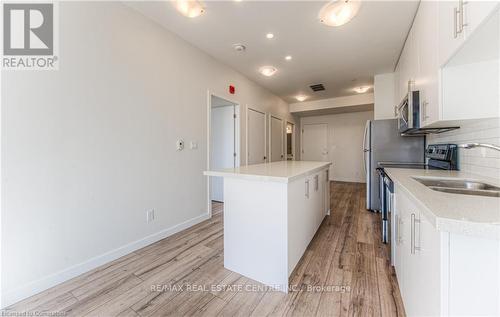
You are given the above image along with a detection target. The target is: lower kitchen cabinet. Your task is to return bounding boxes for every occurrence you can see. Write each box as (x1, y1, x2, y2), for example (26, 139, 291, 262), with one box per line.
(394, 184, 500, 316)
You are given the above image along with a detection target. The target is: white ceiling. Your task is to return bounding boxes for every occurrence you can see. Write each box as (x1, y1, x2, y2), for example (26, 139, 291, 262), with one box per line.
(127, 1, 419, 103)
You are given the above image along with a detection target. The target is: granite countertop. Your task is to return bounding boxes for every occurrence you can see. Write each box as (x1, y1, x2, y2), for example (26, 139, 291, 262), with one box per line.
(204, 161, 331, 183)
(385, 168, 500, 240)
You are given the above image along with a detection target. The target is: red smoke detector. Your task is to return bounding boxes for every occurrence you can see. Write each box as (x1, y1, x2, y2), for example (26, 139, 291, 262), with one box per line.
(229, 85, 235, 94)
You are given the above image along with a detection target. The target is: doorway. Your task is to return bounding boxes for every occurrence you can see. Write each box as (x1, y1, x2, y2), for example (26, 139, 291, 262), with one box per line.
(270, 115, 284, 162)
(208, 94, 240, 214)
(286, 122, 295, 160)
(301, 123, 328, 161)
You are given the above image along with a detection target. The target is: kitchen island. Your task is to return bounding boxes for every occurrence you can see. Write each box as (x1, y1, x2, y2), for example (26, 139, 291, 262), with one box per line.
(204, 161, 331, 292)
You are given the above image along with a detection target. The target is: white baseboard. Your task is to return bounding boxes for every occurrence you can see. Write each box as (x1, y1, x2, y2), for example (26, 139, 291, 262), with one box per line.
(1, 212, 210, 309)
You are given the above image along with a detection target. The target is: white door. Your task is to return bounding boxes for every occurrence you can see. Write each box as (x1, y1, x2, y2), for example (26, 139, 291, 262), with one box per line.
(270, 116, 283, 162)
(247, 108, 266, 164)
(302, 123, 328, 161)
(211, 106, 235, 202)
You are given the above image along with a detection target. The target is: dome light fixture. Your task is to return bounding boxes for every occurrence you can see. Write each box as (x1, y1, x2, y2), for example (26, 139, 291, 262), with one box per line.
(172, 0, 205, 18)
(295, 95, 308, 102)
(266, 33, 275, 39)
(259, 66, 278, 77)
(285, 55, 292, 61)
(318, 0, 361, 27)
(354, 86, 370, 93)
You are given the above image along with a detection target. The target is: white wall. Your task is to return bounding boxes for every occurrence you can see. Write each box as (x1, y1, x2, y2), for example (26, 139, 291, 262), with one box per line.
(0, 2, 294, 307)
(374, 73, 397, 120)
(301, 111, 374, 183)
(290, 93, 374, 114)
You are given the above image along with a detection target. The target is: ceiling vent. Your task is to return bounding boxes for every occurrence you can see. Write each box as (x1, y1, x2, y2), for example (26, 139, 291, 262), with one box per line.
(309, 84, 325, 92)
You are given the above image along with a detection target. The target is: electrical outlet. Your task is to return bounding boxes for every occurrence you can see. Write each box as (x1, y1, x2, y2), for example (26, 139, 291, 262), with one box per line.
(147, 209, 155, 223)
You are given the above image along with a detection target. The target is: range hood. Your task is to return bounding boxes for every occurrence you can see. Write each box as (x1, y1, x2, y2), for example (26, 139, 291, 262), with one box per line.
(401, 126, 460, 136)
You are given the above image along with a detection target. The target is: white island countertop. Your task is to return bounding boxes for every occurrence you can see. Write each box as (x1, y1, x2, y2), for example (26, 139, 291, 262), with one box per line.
(204, 161, 331, 183)
(385, 168, 500, 239)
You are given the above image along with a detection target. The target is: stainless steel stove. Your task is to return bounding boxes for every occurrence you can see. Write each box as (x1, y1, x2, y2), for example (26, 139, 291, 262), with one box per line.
(376, 144, 458, 265)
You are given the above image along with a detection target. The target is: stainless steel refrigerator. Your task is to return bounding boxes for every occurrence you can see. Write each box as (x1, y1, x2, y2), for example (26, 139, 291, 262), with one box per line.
(363, 119, 425, 211)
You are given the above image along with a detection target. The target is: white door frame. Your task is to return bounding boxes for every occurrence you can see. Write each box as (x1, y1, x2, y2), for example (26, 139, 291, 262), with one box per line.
(245, 106, 267, 165)
(269, 114, 284, 162)
(300, 122, 328, 159)
(206, 91, 240, 217)
(286, 121, 296, 161)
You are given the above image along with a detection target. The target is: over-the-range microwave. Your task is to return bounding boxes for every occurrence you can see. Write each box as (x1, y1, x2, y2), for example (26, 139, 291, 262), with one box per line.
(395, 81, 459, 136)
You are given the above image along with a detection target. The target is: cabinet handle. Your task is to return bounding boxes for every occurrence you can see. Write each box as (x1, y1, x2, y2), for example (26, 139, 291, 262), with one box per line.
(314, 175, 319, 191)
(423, 101, 430, 120)
(305, 180, 310, 198)
(410, 213, 421, 254)
(454, 7, 459, 38)
(458, 0, 468, 33)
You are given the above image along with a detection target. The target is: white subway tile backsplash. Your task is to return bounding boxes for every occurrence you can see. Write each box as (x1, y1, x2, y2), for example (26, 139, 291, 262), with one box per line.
(428, 118, 500, 178)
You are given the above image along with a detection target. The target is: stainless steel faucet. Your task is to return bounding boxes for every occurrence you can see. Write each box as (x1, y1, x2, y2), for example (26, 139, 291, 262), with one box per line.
(458, 143, 500, 151)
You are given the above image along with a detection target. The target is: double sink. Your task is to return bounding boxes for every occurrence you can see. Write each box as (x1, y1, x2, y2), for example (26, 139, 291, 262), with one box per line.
(413, 177, 500, 198)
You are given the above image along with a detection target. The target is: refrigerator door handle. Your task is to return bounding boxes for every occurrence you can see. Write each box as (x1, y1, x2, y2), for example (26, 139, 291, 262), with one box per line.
(363, 120, 369, 152)
(363, 120, 370, 175)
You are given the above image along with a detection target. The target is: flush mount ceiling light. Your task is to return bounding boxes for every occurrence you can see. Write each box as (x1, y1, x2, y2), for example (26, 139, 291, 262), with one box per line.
(233, 43, 246, 52)
(295, 95, 308, 102)
(266, 33, 275, 39)
(318, 0, 361, 27)
(259, 66, 277, 77)
(172, 0, 205, 18)
(285, 55, 292, 61)
(354, 86, 370, 93)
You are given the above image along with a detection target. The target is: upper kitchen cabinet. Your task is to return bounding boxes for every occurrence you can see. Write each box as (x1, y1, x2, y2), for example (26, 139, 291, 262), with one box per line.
(396, 26, 419, 105)
(415, 1, 440, 127)
(441, 8, 500, 122)
(439, 1, 500, 66)
(393, 2, 500, 128)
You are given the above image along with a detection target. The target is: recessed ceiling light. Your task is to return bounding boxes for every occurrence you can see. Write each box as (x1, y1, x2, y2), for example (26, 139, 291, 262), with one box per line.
(354, 86, 370, 93)
(295, 95, 308, 102)
(266, 33, 275, 39)
(172, 0, 205, 18)
(259, 66, 277, 77)
(318, 0, 361, 27)
(285, 55, 292, 61)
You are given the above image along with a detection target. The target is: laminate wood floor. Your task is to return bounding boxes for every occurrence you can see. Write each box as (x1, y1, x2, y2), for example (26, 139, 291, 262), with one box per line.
(5, 182, 405, 317)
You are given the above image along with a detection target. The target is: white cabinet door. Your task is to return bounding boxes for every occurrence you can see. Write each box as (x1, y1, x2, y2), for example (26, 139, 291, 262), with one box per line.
(415, 212, 442, 316)
(464, 1, 500, 38)
(439, 1, 499, 66)
(439, 1, 467, 66)
(395, 187, 442, 316)
(398, 27, 419, 102)
(415, 0, 440, 127)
